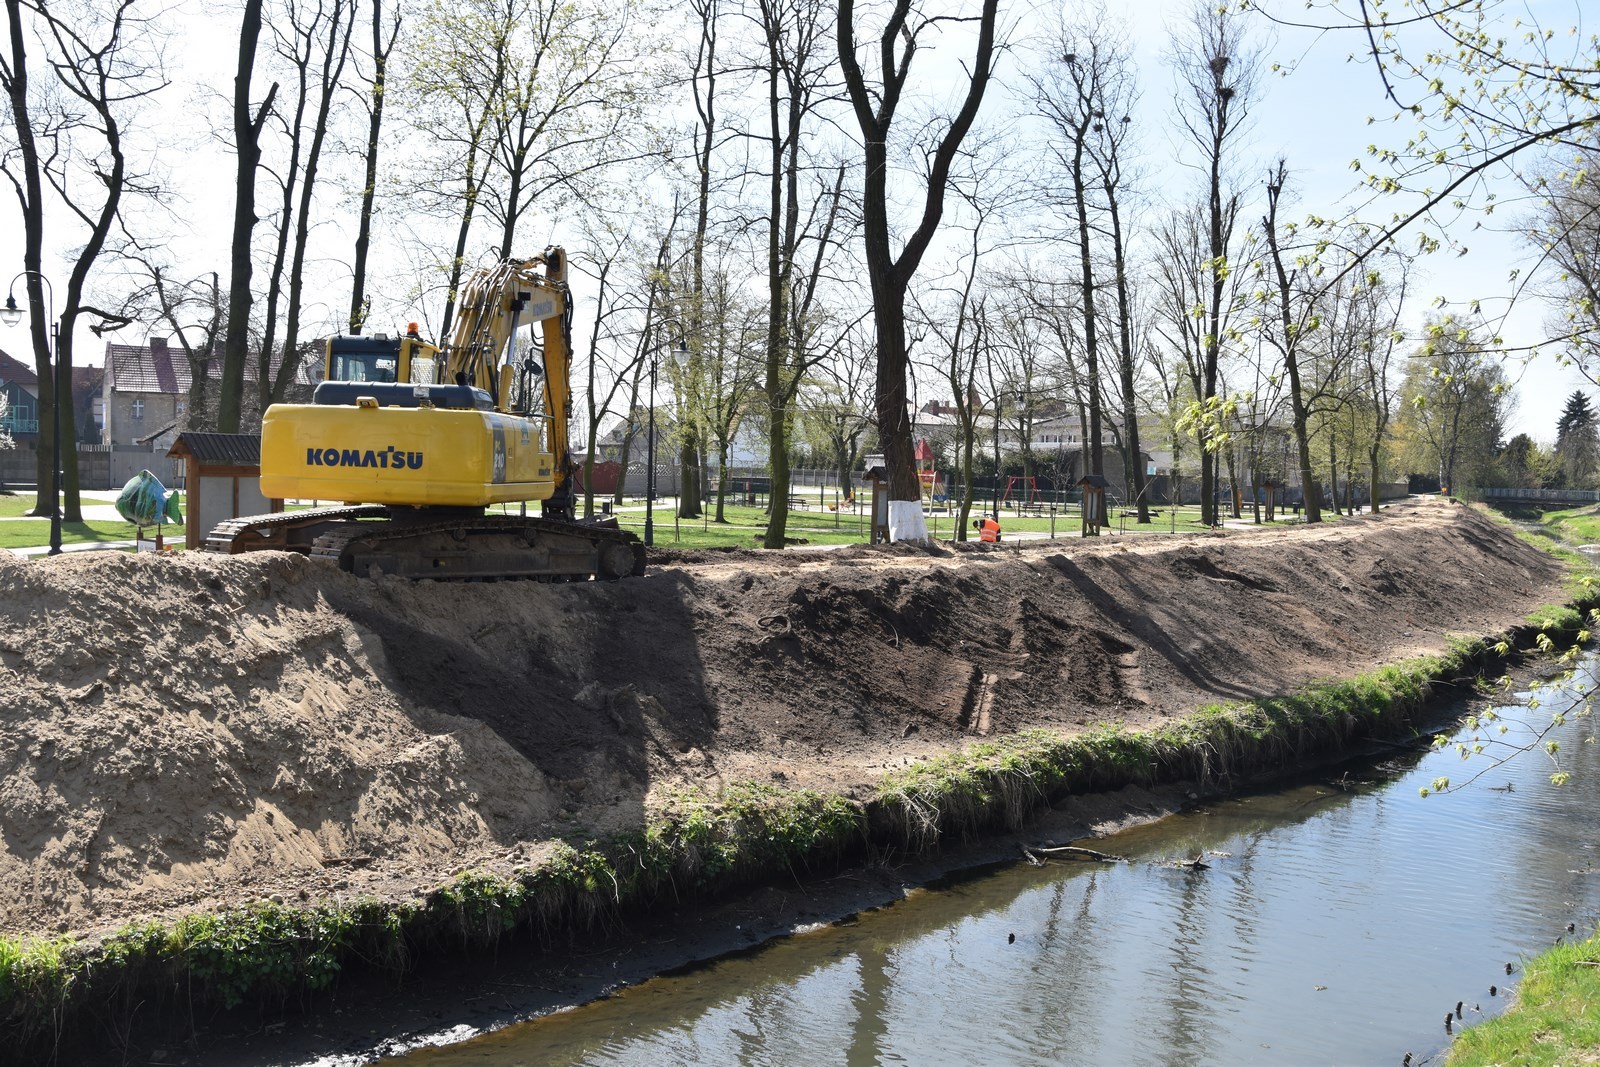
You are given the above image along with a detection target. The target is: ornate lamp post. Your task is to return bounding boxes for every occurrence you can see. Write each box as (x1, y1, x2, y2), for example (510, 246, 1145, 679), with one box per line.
(644, 335, 689, 548)
(1, 273, 62, 555)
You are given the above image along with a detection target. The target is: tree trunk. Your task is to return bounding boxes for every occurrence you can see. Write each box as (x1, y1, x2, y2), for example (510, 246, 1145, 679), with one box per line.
(716, 440, 730, 522)
(272, 0, 352, 410)
(838, 0, 999, 543)
(1264, 167, 1323, 522)
(1106, 193, 1148, 521)
(677, 439, 701, 518)
(221, 0, 275, 434)
(1069, 134, 1103, 476)
(349, 0, 396, 333)
(2, 0, 52, 515)
(957, 416, 977, 540)
(1327, 435, 1340, 517)
(1368, 440, 1382, 514)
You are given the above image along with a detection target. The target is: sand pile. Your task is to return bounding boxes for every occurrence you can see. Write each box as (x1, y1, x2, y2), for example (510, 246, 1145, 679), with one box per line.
(0, 497, 1563, 937)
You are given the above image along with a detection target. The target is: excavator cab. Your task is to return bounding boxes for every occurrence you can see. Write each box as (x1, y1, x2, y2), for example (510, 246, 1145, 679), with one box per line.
(322, 329, 439, 386)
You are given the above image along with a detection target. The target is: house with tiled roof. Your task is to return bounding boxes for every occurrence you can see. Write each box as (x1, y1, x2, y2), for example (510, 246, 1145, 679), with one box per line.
(102, 337, 320, 450)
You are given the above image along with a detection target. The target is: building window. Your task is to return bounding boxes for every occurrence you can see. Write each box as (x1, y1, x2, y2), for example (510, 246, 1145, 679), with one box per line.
(131, 398, 144, 420)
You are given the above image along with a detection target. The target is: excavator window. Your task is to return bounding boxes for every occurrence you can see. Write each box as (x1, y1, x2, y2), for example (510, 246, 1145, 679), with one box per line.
(325, 335, 404, 384)
(330, 352, 397, 383)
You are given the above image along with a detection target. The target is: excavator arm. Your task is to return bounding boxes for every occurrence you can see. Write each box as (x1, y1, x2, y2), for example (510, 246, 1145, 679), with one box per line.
(442, 248, 577, 512)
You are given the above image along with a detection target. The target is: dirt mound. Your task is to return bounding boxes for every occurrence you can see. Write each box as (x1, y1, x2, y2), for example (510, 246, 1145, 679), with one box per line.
(0, 498, 1563, 937)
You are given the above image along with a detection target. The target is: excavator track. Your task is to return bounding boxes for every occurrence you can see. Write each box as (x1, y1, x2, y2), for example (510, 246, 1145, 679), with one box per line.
(205, 505, 390, 555)
(208, 507, 645, 581)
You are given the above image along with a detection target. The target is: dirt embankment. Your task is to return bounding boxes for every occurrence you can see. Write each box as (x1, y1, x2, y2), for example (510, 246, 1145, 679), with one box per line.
(0, 498, 1564, 938)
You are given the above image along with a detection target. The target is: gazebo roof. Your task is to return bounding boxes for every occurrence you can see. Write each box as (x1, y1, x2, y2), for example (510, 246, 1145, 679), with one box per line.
(166, 431, 261, 467)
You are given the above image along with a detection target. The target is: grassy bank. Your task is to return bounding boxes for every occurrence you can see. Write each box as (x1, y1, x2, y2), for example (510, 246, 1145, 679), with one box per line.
(1446, 928, 1600, 1066)
(8, 595, 1595, 1063)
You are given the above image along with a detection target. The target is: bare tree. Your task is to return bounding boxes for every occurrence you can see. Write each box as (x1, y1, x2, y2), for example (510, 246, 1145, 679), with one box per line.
(838, 0, 1001, 543)
(1261, 160, 1324, 522)
(911, 187, 997, 538)
(405, 0, 515, 340)
(690, 256, 764, 522)
(571, 217, 651, 517)
(220, 0, 279, 433)
(1, 0, 155, 516)
(116, 258, 226, 431)
(484, 0, 660, 260)
(803, 318, 875, 510)
(1169, 0, 1258, 525)
(347, 0, 402, 333)
(750, 0, 851, 545)
(257, 0, 355, 414)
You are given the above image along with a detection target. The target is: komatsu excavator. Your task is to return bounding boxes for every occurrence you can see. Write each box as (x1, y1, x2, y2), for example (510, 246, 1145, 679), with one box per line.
(207, 248, 644, 580)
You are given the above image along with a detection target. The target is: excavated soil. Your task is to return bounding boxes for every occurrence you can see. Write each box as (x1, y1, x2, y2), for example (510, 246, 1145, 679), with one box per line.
(0, 498, 1564, 938)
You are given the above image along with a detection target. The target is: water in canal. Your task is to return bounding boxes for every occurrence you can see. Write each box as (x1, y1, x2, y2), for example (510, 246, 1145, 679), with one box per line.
(397, 659, 1600, 1066)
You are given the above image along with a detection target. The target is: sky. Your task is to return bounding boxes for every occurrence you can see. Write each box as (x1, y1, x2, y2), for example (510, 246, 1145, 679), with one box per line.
(0, 0, 1590, 442)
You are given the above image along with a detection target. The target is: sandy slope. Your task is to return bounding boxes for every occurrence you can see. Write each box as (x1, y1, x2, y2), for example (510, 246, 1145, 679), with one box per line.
(0, 497, 1563, 937)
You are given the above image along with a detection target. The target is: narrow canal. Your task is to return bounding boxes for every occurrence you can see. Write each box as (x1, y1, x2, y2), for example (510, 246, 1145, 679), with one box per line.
(394, 659, 1600, 1066)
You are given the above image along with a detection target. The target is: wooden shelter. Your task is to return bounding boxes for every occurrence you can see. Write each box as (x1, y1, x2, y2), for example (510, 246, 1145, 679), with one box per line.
(166, 432, 282, 550)
(861, 459, 891, 545)
(1077, 474, 1110, 537)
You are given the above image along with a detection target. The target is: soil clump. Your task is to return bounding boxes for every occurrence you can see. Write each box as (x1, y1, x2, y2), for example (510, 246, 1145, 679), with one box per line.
(0, 497, 1562, 938)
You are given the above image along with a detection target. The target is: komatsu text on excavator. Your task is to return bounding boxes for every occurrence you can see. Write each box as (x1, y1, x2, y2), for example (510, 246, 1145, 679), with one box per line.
(207, 248, 645, 580)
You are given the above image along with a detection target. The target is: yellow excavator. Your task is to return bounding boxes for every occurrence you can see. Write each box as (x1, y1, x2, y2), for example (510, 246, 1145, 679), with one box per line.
(208, 248, 644, 580)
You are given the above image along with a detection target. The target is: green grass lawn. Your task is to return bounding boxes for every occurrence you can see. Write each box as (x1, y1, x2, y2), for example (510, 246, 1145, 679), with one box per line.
(0, 519, 155, 550)
(0, 492, 57, 519)
(1447, 929, 1600, 1065)
(1531, 503, 1600, 545)
(0, 493, 1331, 553)
(587, 498, 1316, 549)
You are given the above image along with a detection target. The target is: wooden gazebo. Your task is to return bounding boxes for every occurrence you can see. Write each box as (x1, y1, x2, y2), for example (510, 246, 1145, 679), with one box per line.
(167, 432, 283, 550)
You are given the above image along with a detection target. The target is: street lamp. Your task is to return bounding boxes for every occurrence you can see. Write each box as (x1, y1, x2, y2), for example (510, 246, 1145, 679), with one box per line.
(644, 334, 690, 548)
(1, 274, 62, 555)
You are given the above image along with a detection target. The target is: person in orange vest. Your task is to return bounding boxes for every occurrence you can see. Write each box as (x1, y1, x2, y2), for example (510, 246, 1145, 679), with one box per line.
(973, 517, 1001, 542)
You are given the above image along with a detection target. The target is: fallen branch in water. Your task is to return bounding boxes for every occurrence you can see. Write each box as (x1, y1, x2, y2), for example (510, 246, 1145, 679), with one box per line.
(1024, 844, 1128, 864)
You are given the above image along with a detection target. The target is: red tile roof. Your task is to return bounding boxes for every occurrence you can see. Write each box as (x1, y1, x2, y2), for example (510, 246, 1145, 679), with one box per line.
(0, 349, 39, 388)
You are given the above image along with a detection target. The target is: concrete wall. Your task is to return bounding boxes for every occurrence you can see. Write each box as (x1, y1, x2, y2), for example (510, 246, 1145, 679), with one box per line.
(0, 441, 180, 492)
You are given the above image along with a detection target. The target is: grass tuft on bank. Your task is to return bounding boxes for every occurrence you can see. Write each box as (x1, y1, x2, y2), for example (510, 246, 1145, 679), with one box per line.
(871, 647, 1468, 849)
(1446, 928, 1600, 1066)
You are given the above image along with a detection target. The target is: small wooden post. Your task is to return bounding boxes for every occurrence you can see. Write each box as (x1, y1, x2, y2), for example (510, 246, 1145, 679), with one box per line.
(862, 461, 890, 545)
(1263, 479, 1279, 522)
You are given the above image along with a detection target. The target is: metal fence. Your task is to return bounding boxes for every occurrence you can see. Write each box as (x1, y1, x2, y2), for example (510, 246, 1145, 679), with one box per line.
(1479, 487, 1600, 504)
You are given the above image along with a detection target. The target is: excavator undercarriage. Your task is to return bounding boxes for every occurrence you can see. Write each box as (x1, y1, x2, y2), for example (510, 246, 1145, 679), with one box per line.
(209, 506, 644, 581)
